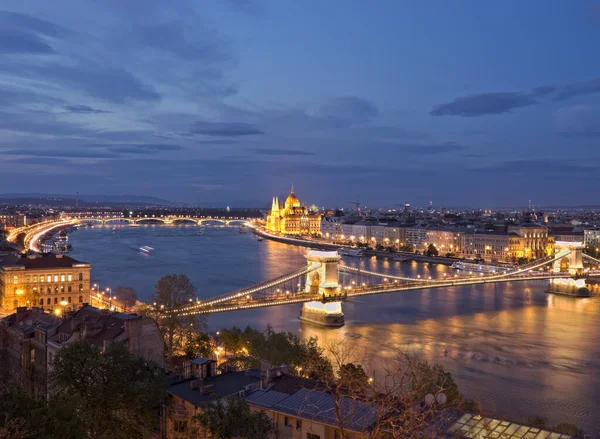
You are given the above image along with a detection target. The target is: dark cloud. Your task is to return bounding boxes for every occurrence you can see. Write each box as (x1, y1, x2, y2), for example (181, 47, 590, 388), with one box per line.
(431, 92, 537, 117)
(0, 10, 71, 38)
(64, 105, 111, 114)
(1, 148, 122, 159)
(190, 121, 264, 136)
(0, 28, 56, 54)
(196, 139, 238, 145)
(530, 85, 556, 97)
(251, 148, 315, 156)
(106, 144, 184, 154)
(318, 96, 379, 127)
(554, 78, 600, 101)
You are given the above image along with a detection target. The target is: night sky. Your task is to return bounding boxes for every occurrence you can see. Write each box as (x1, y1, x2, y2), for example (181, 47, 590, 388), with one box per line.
(1, 1, 599, 207)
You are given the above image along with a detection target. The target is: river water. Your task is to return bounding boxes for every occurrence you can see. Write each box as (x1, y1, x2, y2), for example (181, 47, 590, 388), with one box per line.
(68, 224, 600, 432)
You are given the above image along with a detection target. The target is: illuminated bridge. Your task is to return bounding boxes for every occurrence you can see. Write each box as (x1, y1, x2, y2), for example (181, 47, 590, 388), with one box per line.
(69, 215, 252, 227)
(166, 245, 600, 327)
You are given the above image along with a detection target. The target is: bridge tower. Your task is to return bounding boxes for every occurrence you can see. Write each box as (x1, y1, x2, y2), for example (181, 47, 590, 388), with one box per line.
(553, 241, 584, 274)
(299, 250, 345, 327)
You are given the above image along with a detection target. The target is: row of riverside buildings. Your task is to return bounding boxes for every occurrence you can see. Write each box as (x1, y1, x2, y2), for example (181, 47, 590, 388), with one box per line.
(322, 218, 600, 263)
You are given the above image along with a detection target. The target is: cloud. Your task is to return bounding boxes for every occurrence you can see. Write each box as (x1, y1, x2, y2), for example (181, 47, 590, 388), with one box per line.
(1, 148, 122, 159)
(196, 139, 238, 145)
(553, 105, 600, 137)
(530, 85, 556, 97)
(0, 10, 71, 38)
(107, 144, 184, 154)
(64, 105, 111, 114)
(431, 92, 537, 117)
(251, 148, 315, 156)
(190, 121, 264, 136)
(318, 96, 379, 127)
(554, 78, 600, 101)
(0, 28, 57, 54)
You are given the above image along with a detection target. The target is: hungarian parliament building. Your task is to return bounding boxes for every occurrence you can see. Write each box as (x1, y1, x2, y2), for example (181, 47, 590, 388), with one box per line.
(266, 187, 321, 236)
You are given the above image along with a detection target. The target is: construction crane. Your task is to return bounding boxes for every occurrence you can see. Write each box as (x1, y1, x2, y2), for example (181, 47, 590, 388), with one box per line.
(349, 200, 361, 215)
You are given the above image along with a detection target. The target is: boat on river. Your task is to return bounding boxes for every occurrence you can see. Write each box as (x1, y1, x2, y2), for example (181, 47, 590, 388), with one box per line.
(139, 246, 154, 255)
(451, 261, 514, 274)
(338, 248, 363, 257)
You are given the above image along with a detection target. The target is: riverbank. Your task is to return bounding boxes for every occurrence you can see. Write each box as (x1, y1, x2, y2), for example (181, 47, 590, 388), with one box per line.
(250, 226, 459, 265)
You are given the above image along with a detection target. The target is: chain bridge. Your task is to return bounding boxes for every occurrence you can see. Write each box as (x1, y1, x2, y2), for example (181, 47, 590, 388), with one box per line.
(166, 244, 600, 327)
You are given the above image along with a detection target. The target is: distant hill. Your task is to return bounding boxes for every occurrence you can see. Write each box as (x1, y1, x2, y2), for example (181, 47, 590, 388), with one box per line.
(0, 193, 180, 207)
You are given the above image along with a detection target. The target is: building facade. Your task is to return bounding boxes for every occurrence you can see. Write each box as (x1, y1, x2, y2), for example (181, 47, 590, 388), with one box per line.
(0, 254, 91, 314)
(0, 307, 61, 397)
(267, 187, 321, 236)
(584, 229, 600, 249)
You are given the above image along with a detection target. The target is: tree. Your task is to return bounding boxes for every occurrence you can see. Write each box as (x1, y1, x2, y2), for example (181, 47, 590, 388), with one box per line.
(115, 286, 137, 308)
(184, 331, 213, 360)
(426, 244, 439, 257)
(196, 398, 273, 439)
(151, 274, 204, 357)
(338, 363, 370, 389)
(50, 341, 166, 439)
(0, 384, 84, 439)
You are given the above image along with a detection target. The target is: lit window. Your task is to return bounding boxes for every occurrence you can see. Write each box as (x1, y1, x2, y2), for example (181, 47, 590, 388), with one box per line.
(60, 275, 65, 282)
(13, 276, 18, 284)
(67, 275, 72, 282)
(33, 276, 37, 283)
(47, 275, 51, 282)
(54, 275, 58, 282)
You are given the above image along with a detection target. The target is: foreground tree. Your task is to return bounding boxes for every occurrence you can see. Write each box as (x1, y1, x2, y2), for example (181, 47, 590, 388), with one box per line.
(150, 274, 205, 357)
(50, 341, 166, 438)
(0, 385, 84, 439)
(196, 398, 272, 439)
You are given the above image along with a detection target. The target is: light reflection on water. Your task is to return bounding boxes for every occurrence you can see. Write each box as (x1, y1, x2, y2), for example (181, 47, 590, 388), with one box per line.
(69, 225, 600, 432)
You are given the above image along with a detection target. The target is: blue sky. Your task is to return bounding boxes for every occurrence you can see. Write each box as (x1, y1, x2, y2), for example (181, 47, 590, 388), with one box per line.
(1, 0, 599, 207)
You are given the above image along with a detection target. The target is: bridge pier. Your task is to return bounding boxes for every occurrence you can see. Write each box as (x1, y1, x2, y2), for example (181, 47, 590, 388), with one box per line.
(299, 251, 344, 327)
(553, 241, 584, 275)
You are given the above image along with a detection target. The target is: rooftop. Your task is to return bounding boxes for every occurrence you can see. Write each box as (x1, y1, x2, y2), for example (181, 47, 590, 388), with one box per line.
(446, 413, 573, 439)
(2, 307, 61, 334)
(168, 370, 262, 406)
(0, 254, 89, 270)
(245, 375, 379, 433)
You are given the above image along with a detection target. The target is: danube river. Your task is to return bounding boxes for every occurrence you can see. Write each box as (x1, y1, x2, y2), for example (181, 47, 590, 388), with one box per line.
(69, 224, 600, 432)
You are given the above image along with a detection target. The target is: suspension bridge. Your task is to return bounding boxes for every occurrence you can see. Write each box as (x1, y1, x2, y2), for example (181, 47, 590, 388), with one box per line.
(166, 243, 600, 327)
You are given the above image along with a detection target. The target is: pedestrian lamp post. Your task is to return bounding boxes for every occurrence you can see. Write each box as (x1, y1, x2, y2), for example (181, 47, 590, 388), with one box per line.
(106, 287, 112, 308)
(215, 346, 223, 363)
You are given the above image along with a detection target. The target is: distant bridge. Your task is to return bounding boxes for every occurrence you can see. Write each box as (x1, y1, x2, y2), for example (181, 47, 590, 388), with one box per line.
(70, 215, 253, 227)
(163, 246, 600, 326)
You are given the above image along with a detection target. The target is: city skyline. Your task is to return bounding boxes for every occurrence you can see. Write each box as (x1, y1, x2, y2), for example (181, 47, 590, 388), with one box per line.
(1, 1, 600, 206)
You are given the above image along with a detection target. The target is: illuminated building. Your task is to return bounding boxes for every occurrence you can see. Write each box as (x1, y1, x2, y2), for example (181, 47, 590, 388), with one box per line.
(0, 254, 91, 314)
(266, 186, 321, 236)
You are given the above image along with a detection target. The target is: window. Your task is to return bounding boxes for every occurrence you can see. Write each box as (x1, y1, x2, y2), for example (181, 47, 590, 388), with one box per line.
(307, 434, 320, 439)
(79, 284, 83, 291)
(40, 276, 44, 283)
(60, 275, 65, 282)
(13, 275, 18, 284)
(54, 286, 59, 293)
(40, 298, 44, 305)
(25, 276, 30, 283)
(47, 275, 51, 282)
(78, 296, 83, 303)
(284, 417, 291, 427)
(60, 286, 65, 293)
(174, 420, 187, 433)
(296, 419, 302, 430)
(67, 274, 72, 282)
(53, 275, 58, 282)
(47, 287, 51, 294)
(54, 298, 58, 305)
(68, 297, 72, 304)
(33, 276, 38, 283)
(68, 286, 72, 293)
(78, 273, 83, 281)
